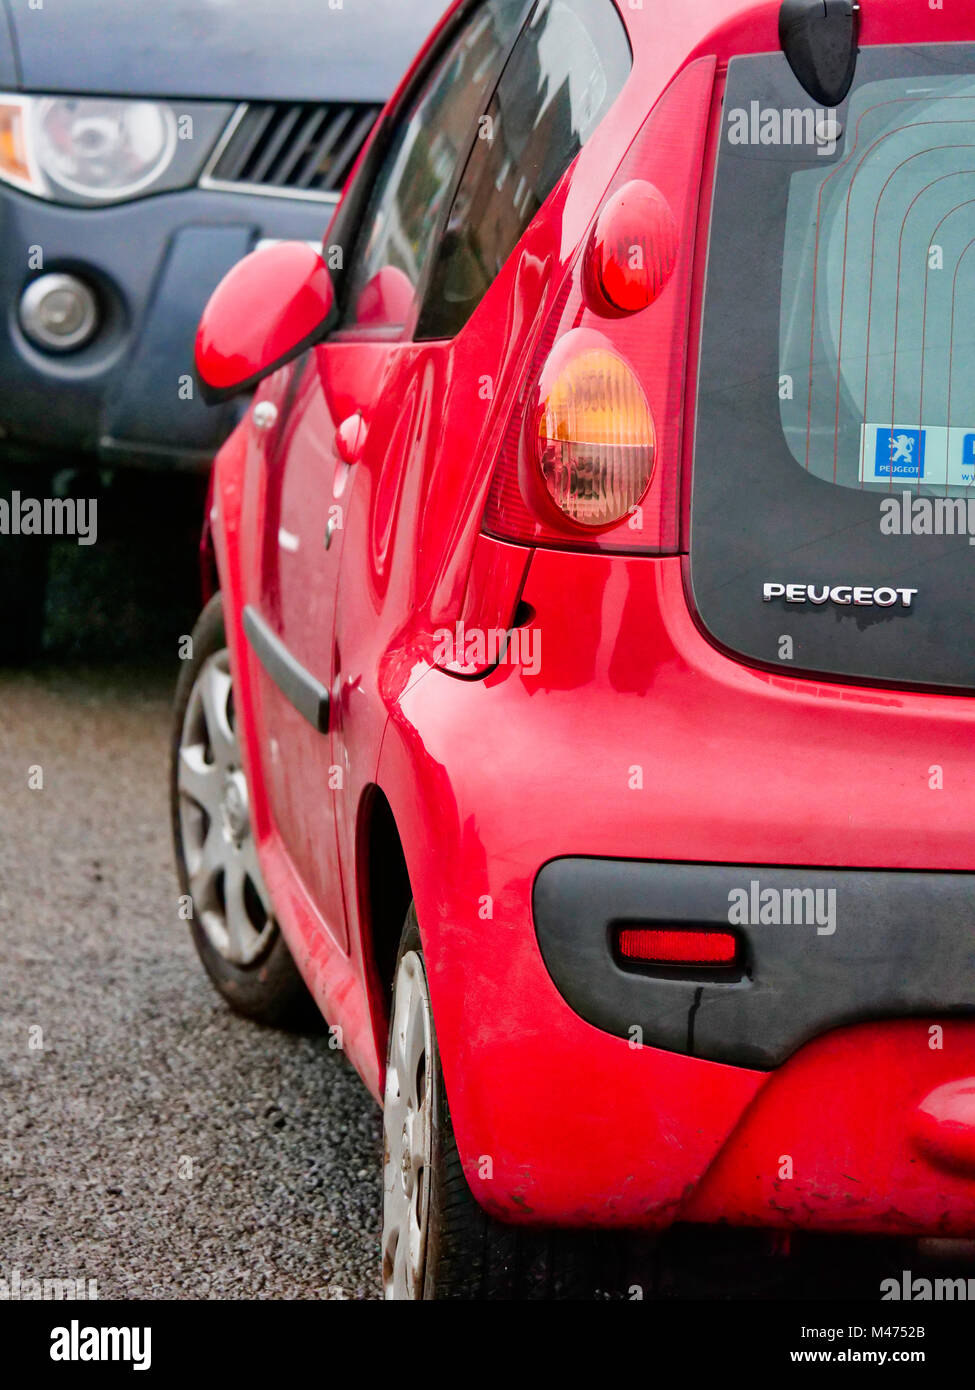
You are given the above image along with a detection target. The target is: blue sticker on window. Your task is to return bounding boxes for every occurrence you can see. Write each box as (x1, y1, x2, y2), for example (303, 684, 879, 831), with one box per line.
(874, 428, 926, 479)
(962, 434, 975, 471)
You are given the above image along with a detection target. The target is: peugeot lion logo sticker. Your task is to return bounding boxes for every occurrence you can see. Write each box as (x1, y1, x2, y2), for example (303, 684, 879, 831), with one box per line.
(763, 583, 918, 608)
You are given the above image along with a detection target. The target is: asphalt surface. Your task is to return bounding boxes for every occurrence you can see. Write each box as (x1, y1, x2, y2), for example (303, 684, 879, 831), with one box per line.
(0, 657, 382, 1301)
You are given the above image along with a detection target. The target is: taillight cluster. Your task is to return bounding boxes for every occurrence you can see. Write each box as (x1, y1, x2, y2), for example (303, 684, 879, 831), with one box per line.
(483, 58, 715, 554)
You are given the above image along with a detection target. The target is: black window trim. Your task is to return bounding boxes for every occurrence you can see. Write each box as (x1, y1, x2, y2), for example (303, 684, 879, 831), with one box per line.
(407, 0, 542, 343)
(323, 0, 539, 348)
(411, 0, 634, 343)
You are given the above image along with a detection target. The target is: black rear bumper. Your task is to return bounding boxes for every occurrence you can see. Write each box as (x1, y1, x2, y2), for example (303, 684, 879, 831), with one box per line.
(533, 858, 975, 1069)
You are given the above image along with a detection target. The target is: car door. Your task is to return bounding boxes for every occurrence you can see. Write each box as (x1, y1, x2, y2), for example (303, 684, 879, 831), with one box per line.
(246, 0, 530, 953)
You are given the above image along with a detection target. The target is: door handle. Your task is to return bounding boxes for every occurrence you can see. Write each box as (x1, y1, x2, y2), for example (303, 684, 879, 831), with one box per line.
(335, 411, 367, 465)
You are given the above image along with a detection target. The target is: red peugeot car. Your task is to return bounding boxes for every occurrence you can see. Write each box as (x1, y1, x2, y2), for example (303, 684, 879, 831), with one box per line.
(172, 0, 975, 1299)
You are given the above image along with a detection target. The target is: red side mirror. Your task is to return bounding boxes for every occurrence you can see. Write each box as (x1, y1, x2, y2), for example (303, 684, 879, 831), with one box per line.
(353, 266, 415, 328)
(195, 241, 336, 402)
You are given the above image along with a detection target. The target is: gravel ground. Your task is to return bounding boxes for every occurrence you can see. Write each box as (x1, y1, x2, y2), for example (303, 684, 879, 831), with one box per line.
(0, 661, 382, 1301)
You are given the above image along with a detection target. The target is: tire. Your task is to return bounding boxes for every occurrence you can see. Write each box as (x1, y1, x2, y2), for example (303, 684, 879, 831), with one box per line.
(170, 592, 318, 1029)
(382, 904, 623, 1299)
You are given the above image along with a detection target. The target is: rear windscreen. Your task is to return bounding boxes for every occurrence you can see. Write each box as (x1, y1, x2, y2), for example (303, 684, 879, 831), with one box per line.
(690, 45, 975, 692)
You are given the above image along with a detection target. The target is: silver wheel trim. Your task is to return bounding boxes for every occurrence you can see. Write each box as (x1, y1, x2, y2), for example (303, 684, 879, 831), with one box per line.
(382, 949, 434, 1300)
(177, 649, 275, 967)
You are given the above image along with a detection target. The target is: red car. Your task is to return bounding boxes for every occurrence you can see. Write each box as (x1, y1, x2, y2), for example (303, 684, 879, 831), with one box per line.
(172, 0, 975, 1299)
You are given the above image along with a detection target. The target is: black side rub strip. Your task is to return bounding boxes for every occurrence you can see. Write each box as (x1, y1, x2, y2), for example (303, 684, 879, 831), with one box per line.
(243, 605, 329, 734)
(534, 857, 975, 1070)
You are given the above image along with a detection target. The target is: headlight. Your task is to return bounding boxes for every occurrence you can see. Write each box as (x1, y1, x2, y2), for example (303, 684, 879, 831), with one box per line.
(0, 95, 178, 202)
(36, 98, 177, 198)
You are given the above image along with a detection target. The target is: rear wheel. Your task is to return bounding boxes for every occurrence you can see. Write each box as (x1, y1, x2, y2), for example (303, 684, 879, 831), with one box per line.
(170, 592, 317, 1028)
(382, 904, 621, 1299)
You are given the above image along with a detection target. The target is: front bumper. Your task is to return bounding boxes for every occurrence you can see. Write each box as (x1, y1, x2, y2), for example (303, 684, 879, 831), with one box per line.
(0, 182, 331, 472)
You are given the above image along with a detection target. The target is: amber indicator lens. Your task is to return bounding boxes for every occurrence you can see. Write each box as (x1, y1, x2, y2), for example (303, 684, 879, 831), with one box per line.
(0, 102, 31, 187)
(536, 346, 655, 527)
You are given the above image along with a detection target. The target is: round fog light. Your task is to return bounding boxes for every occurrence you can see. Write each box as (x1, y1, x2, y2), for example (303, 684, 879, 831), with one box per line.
(19, 273, 99, 352)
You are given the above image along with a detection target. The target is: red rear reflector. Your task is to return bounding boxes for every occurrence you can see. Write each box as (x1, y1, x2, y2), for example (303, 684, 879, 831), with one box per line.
(617, 927, 737, 968)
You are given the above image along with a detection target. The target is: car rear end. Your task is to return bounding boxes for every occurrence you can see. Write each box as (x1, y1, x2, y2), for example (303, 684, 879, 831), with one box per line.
(398, 0, 975, 1237)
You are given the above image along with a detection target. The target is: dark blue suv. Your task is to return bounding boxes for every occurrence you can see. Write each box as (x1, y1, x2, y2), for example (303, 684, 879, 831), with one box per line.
(0, 0, 444, 651)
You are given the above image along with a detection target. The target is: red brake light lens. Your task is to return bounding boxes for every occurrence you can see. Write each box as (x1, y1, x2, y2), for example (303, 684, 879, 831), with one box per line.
(588, 180, 679, 314)
(617, 927, 738, 969)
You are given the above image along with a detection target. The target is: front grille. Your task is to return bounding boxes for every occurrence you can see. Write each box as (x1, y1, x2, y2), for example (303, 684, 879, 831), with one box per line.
(207, 101, 382, 198)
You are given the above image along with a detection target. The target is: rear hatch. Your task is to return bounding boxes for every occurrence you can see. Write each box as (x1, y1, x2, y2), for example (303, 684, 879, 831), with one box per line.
(690, 42, 975, 692)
